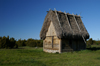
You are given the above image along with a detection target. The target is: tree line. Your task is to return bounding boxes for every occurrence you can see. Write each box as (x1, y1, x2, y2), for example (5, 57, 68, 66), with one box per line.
(0, 36, 100, 49)
(86, 38, 100, 48)
(0, 36, 43, 49)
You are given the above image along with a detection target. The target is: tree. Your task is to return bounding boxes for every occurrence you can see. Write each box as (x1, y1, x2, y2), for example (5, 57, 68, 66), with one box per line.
(86, 38, 93, 48)
(16, 39, 27, 47)
(10, 37, 17, 48)
(26, 38, 36, 47)
(0, 36, 18, 49)
(0, 37, 2, 48)
(37, 40, 43, 47)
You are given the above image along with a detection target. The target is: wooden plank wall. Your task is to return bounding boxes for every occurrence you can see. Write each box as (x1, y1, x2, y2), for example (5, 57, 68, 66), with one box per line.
(43, 36, 59, 50)
(43, 21, 60, 53)
(72, 40, 86, 51)
(44, 37, 52, 48)
(62, 39, 86, 51)
(46, 22, 57, 36)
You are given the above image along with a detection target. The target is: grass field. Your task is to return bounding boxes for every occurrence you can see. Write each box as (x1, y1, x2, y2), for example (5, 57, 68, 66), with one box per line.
(91, 45, 100, 48)
(0, 46, 100, 66)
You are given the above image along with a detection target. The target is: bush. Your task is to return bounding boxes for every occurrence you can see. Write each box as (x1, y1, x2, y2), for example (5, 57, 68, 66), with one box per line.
(86, 38, 93, 48)
(25, 38, 43, 47)
(9, 37, 16, 48)
(0, 36, 18, 49)
(36, 40, 43, 47)
(0, 36, 43, 48)
(96, 43, 99, 45)
(26, 38, 36, 47)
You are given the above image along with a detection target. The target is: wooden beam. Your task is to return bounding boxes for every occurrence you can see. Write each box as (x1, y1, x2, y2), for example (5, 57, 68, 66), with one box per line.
(59, 39, 62, 53)
(52, 36, 54, 48)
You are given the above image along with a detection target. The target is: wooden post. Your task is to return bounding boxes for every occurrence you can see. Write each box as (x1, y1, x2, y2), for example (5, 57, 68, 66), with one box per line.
(59, 39, 62, 53)
(43, 40, 44, 51)
(52, 36, 53, 48)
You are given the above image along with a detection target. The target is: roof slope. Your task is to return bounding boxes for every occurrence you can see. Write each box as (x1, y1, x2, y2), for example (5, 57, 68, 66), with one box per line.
(40, 10, 89, 40)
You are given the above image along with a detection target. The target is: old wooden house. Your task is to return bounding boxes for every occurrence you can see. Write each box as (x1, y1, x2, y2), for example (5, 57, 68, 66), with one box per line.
(40, 9, 89, 53)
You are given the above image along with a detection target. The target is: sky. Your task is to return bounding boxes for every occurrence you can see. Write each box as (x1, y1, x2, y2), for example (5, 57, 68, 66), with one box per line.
(0, 0, 100, 40)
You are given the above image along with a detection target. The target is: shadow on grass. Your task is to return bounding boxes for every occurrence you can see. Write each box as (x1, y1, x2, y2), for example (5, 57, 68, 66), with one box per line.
(86, 47, 100, 51)
(9, 47, 25, 49)
(14, 46, 32, 49)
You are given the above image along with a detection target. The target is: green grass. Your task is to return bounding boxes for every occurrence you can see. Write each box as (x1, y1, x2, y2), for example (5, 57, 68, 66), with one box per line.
(91, 45, 100, 48)
(0, 47, 100, 66)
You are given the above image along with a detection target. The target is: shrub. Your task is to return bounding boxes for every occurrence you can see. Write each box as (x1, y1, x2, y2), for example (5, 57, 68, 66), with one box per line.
(0, 36, 18, 49)
(0, 36, 43, 48)
(26, 39, 43, 47)
(16, 39, 27, 47)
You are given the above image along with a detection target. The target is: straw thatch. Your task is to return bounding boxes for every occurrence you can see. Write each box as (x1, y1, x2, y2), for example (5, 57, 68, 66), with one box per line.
(40, 10, 89, 40)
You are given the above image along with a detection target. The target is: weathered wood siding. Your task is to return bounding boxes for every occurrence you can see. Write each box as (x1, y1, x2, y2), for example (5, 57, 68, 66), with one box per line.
(61, 39, 86, 52)
(43, 21, 61, 53)
(46, 21, 57, 36)
(62, 39, 73, 52)
(62, 39, 69, 49)
(53, 36, 59, 49)
(78, 40, 86, 50)
(43, 37, 52, 48)
(43, 36, 60, 53)
(72, 40, 86, 51)
(43, 36, 60, 49)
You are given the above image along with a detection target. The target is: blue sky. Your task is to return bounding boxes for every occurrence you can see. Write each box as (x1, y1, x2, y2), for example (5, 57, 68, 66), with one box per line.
(0, 0, 100, 40)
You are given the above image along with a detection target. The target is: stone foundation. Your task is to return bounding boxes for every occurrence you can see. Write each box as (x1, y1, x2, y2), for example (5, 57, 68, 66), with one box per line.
(44, 49, 59, 53)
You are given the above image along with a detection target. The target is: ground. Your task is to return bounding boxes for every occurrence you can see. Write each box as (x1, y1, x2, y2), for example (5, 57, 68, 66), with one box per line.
(0, 46, 100, 66)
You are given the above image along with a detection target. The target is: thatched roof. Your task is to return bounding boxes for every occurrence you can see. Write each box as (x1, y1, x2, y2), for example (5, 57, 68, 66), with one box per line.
(40, 10, 89, 40)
